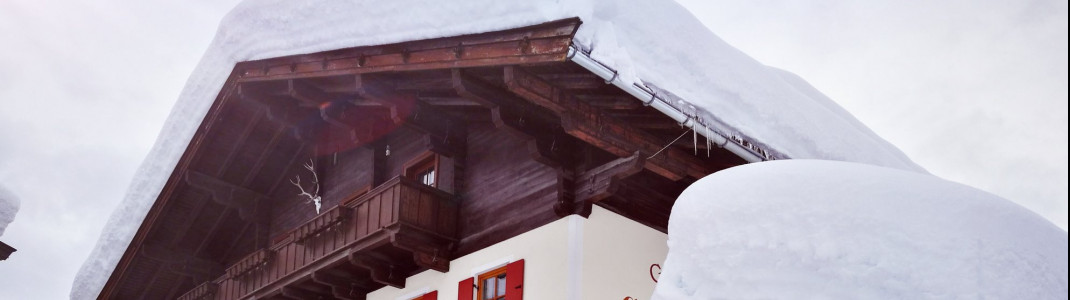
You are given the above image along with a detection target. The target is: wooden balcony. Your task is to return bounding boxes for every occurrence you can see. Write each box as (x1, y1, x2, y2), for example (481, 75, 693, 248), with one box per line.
(181, 176, 458, 300)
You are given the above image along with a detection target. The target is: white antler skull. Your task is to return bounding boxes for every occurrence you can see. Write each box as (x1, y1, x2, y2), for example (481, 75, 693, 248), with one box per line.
(289, 159, 322, 214)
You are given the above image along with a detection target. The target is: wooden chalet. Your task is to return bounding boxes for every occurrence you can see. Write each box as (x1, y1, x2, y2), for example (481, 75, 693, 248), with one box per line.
(100, 18, 750, 299)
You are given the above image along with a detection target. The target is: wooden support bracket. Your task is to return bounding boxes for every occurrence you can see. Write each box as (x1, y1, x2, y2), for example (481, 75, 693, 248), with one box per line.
(354, 74, 404, 124)
(349, 254, 406, 289)
(575, 151, 645, 203)
(504, 66, 711, 180)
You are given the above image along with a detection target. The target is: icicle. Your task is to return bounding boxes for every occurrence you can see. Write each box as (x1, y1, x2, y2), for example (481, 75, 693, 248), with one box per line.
(705, 124, 711, 157)
(693, 128, 698, 155)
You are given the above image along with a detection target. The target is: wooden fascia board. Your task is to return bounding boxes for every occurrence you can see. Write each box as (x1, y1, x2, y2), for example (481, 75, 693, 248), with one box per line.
(235, 18, 581, 83)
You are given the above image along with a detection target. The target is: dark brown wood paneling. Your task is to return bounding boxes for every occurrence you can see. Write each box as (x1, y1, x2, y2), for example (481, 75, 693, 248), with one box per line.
(456, 124, 560, 256)
(320, 146, 375, 208)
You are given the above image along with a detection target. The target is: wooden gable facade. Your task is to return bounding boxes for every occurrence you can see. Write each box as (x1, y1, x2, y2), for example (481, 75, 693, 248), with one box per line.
(100, 18, 747, 299)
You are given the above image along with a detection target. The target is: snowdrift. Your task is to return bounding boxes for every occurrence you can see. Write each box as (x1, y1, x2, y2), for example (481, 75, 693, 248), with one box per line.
(0, 185, 18, 237)
(654, 160, 1068, 299)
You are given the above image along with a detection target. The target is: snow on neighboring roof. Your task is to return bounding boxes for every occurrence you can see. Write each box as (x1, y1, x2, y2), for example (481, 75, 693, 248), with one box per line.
(72, 0, 922, 297)
(654, 160, 1068, 299)
(0, 185, 18, 237)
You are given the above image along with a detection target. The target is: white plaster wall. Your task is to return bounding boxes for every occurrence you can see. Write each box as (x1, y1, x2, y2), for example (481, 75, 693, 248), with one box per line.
(368, 206, 668, 300)
(582, 206, 668, 300)
(368, 216, 572, 300)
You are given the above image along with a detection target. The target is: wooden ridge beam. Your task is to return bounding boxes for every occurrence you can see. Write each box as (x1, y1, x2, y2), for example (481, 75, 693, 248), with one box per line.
(504, 66, 712, 180)
(235, 18, 580, 83)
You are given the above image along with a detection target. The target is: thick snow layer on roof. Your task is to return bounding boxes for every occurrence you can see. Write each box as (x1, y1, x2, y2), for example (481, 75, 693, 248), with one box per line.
(72, 0, 922, 297)
(0, 185, 18, 237)
(653, 160, 1068, 299)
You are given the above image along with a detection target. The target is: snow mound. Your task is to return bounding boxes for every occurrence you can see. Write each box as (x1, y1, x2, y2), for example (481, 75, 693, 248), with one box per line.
(0, 185, 18, 237)
(74, 0, 922, 297)
(653, 160, 1068, 299)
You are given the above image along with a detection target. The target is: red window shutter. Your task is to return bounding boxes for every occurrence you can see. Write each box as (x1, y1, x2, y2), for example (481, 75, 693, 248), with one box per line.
(423, 290, 438, 300)
(458, 277, 474, 300)
(505, 259, 525, 300)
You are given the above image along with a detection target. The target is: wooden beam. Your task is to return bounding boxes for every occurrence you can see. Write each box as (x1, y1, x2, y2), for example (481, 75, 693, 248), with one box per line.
(349, 254, 405, 289)
(310, 270, 351, 288)
(552, 168, 589, 218)
(139, 244, 223, 279)
(167, 193, 210, 247)
(452, 69, 573, 166)
(134, 264, 165, 300)
(543, 73, 609, 90)
(353, 74, 404, 124)
(453, 69, 588, 218)
(319, 100, 360, 143)
(390, 233, 452, 273)
(184, 170, 268, 222)
(406, 103, 467, 157)
(288, 79, 332, 106)
(266, 143, 310, 199)
(575, 152, 645, 203)
(281, 286, 324, 300)
(396, 78, 453, 91)
(579, 95, 642, 110)
(504, 66, 713, 180)
(216, 106, 265, 175)
(417, 96, 482, 106)
(238, 83, 316, 139)
(235, 18, 580, 83)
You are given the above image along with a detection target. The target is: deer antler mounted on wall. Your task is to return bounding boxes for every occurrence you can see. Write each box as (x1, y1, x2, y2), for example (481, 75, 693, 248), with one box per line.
(289, 159, 322, 214)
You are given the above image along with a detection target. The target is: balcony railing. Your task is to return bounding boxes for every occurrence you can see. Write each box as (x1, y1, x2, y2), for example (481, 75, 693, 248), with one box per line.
(181, 176, 457, 300)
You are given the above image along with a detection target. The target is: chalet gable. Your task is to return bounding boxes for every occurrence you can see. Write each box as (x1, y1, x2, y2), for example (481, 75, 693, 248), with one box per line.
(99, 18, 747, 299)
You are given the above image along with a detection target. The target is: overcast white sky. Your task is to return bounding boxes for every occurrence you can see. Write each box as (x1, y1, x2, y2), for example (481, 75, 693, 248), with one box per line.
(0, 0, 1065, 298)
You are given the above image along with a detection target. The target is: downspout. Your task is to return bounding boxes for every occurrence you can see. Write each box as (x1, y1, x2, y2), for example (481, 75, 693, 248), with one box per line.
(566, 45, 766, 163)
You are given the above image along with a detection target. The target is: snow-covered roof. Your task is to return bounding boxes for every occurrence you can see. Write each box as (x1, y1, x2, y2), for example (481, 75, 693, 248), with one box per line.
(73, 0, 922, 297)
(654, 160, 1067, 298)
(0, 185, 18, 238)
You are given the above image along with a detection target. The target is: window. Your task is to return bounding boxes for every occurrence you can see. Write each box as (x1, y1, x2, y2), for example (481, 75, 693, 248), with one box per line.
(477, 265, 508, 300)
(460, 259, 523, 300)
(404, 152, 438, 187)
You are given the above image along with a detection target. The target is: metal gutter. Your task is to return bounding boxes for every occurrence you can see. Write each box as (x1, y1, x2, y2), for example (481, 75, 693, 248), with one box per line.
(566, 45, 766, 163)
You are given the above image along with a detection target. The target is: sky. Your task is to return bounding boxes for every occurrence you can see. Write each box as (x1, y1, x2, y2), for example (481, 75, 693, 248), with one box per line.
(0, 0, 1065, 299)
